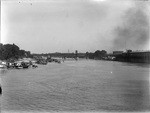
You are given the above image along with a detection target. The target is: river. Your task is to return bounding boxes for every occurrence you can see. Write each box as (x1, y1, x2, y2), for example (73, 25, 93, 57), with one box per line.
(0, 59, 150, 112)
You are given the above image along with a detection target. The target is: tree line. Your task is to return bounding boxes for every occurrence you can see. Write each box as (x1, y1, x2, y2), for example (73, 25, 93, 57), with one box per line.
(86, 50, 107, 59)
(0, 43, 33, 61)
(31, 50, 107, 59)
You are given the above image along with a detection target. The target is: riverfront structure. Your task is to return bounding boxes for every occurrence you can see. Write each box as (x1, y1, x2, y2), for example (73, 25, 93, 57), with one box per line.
(115, 50, 150, 63)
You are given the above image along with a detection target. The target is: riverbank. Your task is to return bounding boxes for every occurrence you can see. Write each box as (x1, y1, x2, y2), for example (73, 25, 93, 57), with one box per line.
(0, 58, 38, 69)
(114, 51, 150, 64)
(91, 51, 150, 64)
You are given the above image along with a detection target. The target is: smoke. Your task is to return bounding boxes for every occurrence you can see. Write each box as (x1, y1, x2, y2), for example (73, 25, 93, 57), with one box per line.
(113, 1, 149, 51)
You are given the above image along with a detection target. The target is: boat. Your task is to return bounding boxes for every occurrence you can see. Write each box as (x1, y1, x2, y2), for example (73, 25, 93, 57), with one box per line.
(15, 65, 23, 69)
(14, 62, 23, 69)
(21, 62, 29, 68)
(0, 64, 7, 69)
(37, 60, 47, 65)
(7, 62, 15, 69)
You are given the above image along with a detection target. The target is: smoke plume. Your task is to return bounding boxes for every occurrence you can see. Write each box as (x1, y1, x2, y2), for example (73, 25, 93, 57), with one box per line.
(113, 1, 149, 51)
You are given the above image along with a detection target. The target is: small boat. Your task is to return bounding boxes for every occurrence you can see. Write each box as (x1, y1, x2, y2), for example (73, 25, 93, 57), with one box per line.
(54, 59, 61, 63)
(7, 62, 15, 69)
(14, 63, 23, 69)
(37, 60, 47, 65)
(16, 65, 23, 69)
(0, 64, 6, 69)
(21, 62, 29, 68)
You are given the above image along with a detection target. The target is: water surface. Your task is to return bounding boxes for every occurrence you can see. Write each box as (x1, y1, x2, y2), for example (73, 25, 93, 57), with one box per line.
(0, 60, 150, 112)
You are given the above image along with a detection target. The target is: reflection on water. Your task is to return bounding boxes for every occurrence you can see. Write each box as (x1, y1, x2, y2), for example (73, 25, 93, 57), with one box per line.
(120, 61, 150, 68)
(1, 60, 150, 112)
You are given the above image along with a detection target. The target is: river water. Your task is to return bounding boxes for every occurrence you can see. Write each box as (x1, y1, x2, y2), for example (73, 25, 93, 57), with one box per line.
(0, 59, 150, 112)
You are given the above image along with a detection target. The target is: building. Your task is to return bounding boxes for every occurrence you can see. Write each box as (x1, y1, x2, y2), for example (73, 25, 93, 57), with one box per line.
(115, 51, 150, 63)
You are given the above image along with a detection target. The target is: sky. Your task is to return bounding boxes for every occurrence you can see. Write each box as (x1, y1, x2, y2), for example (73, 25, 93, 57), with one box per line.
(1, 0, 150, 53)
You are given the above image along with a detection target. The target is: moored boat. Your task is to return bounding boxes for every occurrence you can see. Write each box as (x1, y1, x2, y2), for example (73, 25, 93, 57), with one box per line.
(21, 62, 29, 68)
(15, 65, 23, 69)
(14, 62, 23, 69)
(0, 64, 7, 69)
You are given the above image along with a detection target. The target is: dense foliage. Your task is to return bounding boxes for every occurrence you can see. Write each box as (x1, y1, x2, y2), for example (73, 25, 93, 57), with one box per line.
(86, 50, 107, 59)
(0, 43, 33, 60)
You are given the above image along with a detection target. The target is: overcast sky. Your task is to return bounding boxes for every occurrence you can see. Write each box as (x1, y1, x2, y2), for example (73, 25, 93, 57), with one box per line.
(1, 0, 149, 53)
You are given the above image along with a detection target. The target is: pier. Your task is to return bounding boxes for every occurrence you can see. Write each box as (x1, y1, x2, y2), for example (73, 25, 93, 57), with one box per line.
(115, 51, 150, 63)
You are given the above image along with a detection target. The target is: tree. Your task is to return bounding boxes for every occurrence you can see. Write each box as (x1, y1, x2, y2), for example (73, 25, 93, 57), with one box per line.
(0, 43, 4, 60)
(0, 43, 33, 60)
(94, 50, 107, 59)
(19, 50, 26, 57)
(94, 50, 101, 58)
